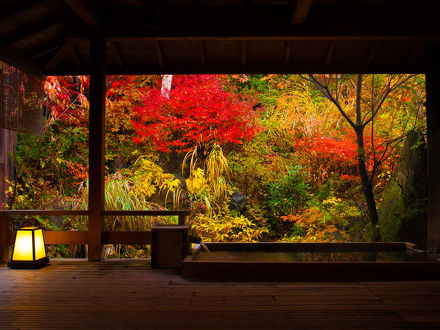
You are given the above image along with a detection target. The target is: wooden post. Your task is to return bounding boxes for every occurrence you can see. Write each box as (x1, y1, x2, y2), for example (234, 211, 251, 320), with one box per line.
(0, 129, 18, 206)
(425, 43, 440, 253)
(178, 214, 185, 226)
(88, 34, 106, 261)
(0, 214, 9, 262)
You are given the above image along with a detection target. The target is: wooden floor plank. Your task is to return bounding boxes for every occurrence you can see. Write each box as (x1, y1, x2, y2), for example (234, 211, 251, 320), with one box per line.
(0, 261, 439, 329)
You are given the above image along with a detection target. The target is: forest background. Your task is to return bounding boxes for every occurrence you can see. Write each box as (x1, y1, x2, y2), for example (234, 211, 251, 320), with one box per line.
(5, 74, 426, 258)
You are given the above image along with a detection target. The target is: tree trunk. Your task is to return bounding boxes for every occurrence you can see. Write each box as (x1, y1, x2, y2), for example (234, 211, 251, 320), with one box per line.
(161, 75, 173, 99)
(355, 127, 380, 235)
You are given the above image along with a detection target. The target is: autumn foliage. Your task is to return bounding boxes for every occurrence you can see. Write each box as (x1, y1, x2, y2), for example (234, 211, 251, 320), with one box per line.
(44, 76, 89, 125)
(10, 72, 425, 254)
(295, 129, 398, 188)
(131, 75, 260, 153)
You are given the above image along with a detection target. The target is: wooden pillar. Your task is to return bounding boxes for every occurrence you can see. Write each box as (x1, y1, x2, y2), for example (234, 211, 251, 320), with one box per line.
(178, 214, 185, 225)
(425, 43, 440, 253)
(0, 129, 17, 206)
(0, 214, 9, 262)
(88, 35, 106, 261)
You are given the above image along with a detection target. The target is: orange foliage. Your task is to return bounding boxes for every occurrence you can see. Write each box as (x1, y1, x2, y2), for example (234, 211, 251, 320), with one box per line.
(282, 209, 346, 242)
(295, 129, 398, 188)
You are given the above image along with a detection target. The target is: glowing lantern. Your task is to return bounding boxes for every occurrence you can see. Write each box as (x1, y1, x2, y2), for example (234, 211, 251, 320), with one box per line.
(8, 227, 49, 268)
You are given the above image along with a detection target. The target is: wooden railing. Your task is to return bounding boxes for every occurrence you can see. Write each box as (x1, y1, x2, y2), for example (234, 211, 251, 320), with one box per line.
(0, 209, 191, 262)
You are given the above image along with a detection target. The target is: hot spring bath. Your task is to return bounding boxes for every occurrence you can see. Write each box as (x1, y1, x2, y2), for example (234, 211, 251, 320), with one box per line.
(182, 242, 440, 281)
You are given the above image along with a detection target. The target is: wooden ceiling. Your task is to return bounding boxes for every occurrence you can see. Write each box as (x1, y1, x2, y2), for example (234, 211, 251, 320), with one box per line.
(0, 0, 439, 76)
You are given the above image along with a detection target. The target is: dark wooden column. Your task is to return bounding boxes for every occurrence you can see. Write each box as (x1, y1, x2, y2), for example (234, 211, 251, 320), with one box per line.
(88, 35, 106, 261)
(0, 214, 9, 262)
(0, 129, 16, 262)
(425, 43, 440, 253)
(0, 129, 17, 206)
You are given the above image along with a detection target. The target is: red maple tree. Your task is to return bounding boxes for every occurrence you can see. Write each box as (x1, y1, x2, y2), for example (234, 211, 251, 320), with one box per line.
(131, 75, 260, 153)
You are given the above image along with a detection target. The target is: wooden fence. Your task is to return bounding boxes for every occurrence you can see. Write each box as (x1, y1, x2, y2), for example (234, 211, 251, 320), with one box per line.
(0, 209, 191, 262)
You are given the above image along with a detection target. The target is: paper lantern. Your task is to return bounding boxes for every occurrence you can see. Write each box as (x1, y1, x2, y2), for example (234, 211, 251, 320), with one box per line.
(8, 227, 49, 269)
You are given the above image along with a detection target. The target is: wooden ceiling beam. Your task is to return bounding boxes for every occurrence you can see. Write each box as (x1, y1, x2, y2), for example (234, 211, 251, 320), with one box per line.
(325, 40, 336, 66)
(291, 0, 314, 26)
(44, 39, 79, 71)
(70, 5, 440, 41)
(28, 45, 60, 61)
(0, 46, 44, 77)
(241, 41, 247, 67)
(0, 0, 50, 22)
(46, 61, 423, 76)
(408, 40, 422, 66)
(200, 41, 206, 68)
(71, 45, 83, 69)
(366, 40, 379, 67)
(63, 0, 101, 30)
(26, 40, 65, 61)
(154, 41, 165, 69)
(2, 19, 64, 47)
(109, 41, 124, 69)
(103, 35, 440, 42)
(283, 41, 292, 68)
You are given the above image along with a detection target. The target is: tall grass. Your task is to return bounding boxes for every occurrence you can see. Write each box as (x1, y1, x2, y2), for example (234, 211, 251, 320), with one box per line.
(183, 143, 231, 216)
(71, 171, 178, 232)
(205, 144, 230, 202)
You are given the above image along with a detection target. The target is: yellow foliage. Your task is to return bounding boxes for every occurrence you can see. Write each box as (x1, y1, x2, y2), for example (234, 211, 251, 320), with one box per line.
(322, 197, 342, 205)
(125, 156, 184, 208)
(265, 76, 344, 145)
(186, 168, 209, 196)
(183, 144, 231, 210)
(190, 212, 268, 242)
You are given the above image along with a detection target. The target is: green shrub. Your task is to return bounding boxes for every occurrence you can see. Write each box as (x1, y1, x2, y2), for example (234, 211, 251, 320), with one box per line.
(265, 166, 310, 220)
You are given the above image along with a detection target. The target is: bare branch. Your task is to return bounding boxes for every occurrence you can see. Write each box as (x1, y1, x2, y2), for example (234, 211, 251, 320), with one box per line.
(355, 74, 363, 126)
(366, 74, 418, 126)
(106, 75, 118, 92)
(303, 74, 356, 128)
(370, 129, 415, 181)
(370, 112, 377, 171)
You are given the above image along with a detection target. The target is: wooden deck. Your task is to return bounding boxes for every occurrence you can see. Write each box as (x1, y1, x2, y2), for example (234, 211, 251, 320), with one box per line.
(1, 260, 440, 329)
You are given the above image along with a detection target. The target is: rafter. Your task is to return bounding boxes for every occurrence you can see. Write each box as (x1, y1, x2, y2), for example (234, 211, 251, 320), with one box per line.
(241, 41, 247, 67)
(80, 5, 440, 41)
(26, 40, 64, 61)
(2, 19, 64, 47)
(44, 39, 78, 71)
(200, 41, 206, 68)
(109, 41, 124, 69)
(71, 45, 83, 68)
(0, 45, 44, 77)
(63, 0, 101, 29)
(407, 40, 422, 66)
(291, 0, 314, 26)
(325, 40, 336, 66)
(283, 41, 292, 68)
(154, 41, 165, 69)
(0, 0, 51, 22)
(366, 40, 379, 67)
(47, 60, 423, 76)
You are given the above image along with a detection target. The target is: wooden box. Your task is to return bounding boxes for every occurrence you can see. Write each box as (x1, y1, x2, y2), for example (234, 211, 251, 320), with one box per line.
(151, 225, 189, 269)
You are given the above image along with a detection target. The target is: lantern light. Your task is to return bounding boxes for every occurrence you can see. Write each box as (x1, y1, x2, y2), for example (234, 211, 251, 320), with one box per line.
(8, 227, 49, 269)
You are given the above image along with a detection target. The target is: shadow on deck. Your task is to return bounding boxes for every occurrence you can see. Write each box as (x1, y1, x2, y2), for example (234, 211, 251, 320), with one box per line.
(1, 259, 440, 329)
